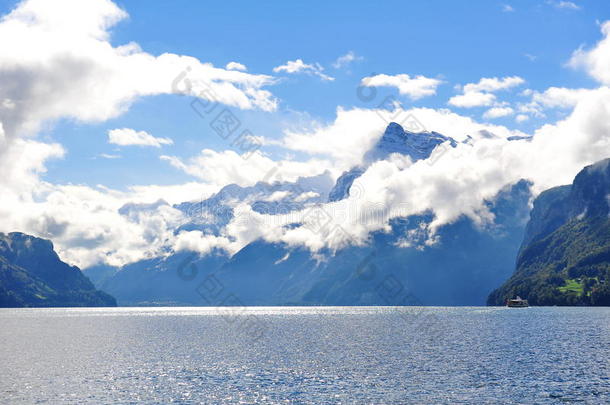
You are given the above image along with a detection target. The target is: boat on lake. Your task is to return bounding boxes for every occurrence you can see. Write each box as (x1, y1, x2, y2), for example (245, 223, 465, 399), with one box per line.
(506, 296, 529, 307)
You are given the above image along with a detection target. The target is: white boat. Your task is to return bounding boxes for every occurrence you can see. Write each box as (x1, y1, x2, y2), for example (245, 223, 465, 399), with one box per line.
(506, 296, 529, 307)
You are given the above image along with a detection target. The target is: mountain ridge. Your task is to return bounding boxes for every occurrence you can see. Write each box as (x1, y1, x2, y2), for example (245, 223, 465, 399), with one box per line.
(0, 232, 116, 307)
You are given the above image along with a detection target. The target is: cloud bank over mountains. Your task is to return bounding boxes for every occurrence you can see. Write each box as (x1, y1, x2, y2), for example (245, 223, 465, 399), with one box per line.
(1, 0, 609, 269)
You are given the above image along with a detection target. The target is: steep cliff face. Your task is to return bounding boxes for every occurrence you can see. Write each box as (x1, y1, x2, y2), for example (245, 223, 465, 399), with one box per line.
(0, 232, 116, 307)
(488, 158, 610, 306)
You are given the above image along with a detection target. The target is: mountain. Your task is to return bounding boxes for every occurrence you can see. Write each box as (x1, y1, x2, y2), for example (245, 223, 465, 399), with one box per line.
(86, 251, 229, 306)
(488, 158, 610, 306)
(211, 179, 531, 306)
(363, 122, 457, 163)
(87, 172, 333, 305)
(89, 122, 532, 306)
(329, 122, 456, 201)
(175, 172, 333, 234)
(0, 232, 116, 307)
(328, 167, 365, 202)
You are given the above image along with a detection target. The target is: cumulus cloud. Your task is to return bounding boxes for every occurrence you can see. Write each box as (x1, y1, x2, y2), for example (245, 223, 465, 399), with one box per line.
(5, 86, 610, 267)
(483, 106, 514, 119)
(332, 51, 362, 69)
(449, 76, 524, 111)
(226, 61, 247, 71)
(515, 114, 529, 123)
(227, 85, 610, 253)
(0, 0, 283, 267)
(8, 80, 610, 265)
(99, 153, 121, 159)
(278, 106, 526, 171)
(532, 87, 593, 108)
(0, 138, 215, 268)
(161, 149, 333, 189)
(515, 87, 596, 121)
(173, 231, 231, 255)
(548, 0, 580, 10)
(0, 0, 277, 145)
(108, 128, 173, 147)
(448, 92, 496, 108)
(262, 190, 292, 202)
(462, 76, 525, 93)
(2, 0, 610, 269)
(273, 59, 334, 81)
(360, 74, 442, 100)
(569, 21, 610, 85)
(518, 87, 592, 117)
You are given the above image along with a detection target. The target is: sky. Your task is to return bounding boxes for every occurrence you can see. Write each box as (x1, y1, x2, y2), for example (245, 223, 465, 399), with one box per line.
(1, 0, 610, 268)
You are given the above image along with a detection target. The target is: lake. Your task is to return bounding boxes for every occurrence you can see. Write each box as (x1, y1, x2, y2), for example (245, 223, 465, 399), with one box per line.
(1, 306, 608, 404)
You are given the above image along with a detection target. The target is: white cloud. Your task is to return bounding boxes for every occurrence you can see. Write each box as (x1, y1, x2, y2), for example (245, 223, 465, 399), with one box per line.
(515, 114, 529, 123)
(99, 153, 121, 159)
(294, 191, 320, 202)
(569, 21, 610, 85)
(0, 139, 214, 268)
(240, 86, 610, 252)
(448, 92, 497, 108)
(225, 61, 247, 71)
(108, 128, 173, 148)
(262, 190, 292, 202)
(273, 59, 334, 81)
(161, 149, 333, 189)
(5, 85, 610, 267)
(0, 138, 64, 199)
(127, 182, 218, 206)
(0, 0, 278, 145)
(463, 76, 525, 93)
(515, 87, 595, 119)
(279, 106, 525, 169)
(449, 76, 524, 109)
(483, 107, 514, 119)
(360, 74, 442, 100)
(173, 231, 231, 255)
(332, 51, 363, 69)
(2, 0, 610, 269)
(548, 0, 580, 10)
(502, 4, 514, 12)
(0, 0, 281, 268)
(0, 122, 6, 146)
(531, 87, 594, 108)
(524, 53, 537, 61)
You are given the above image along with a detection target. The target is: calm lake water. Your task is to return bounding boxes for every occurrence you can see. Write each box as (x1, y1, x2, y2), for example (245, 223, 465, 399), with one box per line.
(0, 306, 608, 404)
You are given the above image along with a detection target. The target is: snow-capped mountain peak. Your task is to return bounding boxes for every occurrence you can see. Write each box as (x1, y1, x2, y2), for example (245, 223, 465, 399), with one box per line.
(363, 122, 457, 164)
(329, 122, 457, 202)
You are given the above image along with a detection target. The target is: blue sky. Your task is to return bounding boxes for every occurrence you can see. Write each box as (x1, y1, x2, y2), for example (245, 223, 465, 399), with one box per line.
(1, 0, 604, 190)
(2, 0, 610, 268)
